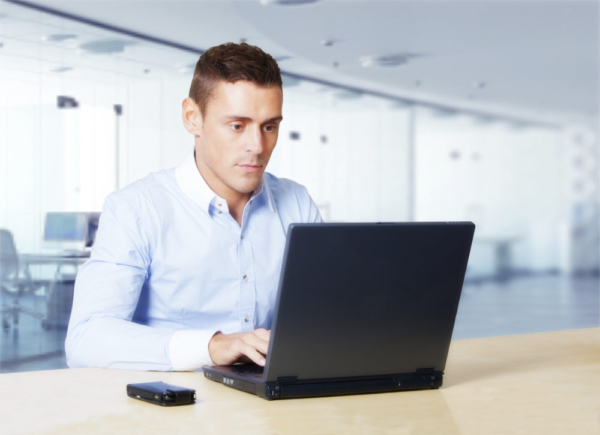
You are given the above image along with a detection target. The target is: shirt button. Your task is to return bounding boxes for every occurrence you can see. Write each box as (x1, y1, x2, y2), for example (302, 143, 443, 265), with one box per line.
(241, 234, 244, 239)
(244, 316, 249, 323)
(217, 211, 222, 214)
(243, 275, 248, 282)
(218, 203, 222, 207)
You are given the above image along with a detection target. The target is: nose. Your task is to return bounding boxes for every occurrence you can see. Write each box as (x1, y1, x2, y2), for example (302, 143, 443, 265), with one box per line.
(246, 125, 264, 155)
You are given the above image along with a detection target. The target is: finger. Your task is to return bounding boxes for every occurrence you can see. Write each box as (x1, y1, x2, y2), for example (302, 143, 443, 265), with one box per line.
(236, 354, 253, 365)
(253, 328, 271, 342)
(244, 333, 269, 356)
(240, 343, 266, 366)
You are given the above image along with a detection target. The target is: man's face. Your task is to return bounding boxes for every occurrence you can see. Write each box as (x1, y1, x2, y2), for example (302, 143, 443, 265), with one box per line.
(194, 80, 283, 198)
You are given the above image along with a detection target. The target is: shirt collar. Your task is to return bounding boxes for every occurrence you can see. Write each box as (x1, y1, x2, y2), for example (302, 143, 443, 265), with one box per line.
(175, 148, 276, 214)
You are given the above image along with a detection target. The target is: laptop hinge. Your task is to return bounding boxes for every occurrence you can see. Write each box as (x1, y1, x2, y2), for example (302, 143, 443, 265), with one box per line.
(415, 367, 436, 374)
(276, 376, 298, 383)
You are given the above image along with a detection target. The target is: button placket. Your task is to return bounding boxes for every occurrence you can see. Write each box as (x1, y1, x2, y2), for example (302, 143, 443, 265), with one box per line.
(238, 230, 255, 331)
(212, 198, 229, 218)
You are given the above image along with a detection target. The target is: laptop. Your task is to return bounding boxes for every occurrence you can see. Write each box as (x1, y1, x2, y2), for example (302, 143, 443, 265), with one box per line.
(203, 222, 475, 400)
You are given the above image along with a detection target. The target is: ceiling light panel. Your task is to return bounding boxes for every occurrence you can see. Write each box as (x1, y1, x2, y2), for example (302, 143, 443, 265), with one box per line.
(260, 0, 321, 6)
(360, 53, 425, 68)
(42, 34, 78, 43)
(334, 90, 363, 100)
(49, 66, 74, 73)
(79, 39, 136, 55)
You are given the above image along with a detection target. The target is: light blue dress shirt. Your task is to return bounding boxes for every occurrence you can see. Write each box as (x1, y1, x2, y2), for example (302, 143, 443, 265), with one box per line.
(66, 149, 322, 371)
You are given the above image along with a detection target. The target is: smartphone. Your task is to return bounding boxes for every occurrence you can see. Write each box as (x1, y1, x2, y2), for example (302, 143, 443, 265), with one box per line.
(126, 381, 196, 406)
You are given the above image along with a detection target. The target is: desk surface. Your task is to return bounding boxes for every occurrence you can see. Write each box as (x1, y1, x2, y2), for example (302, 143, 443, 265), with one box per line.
(1, 328, 599, 435)
(19, 253, 90, 264)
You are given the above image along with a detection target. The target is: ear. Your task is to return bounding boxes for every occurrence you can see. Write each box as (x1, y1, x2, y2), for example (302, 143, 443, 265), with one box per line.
(182, 97, 202, 136)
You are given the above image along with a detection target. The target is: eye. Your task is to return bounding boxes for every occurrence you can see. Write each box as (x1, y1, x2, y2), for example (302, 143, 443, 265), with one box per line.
(264, 125, 278, 132)
(230, 124, 243, 131)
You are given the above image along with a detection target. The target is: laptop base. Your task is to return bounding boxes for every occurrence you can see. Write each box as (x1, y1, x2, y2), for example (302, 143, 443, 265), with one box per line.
(203, 366, 443, 400)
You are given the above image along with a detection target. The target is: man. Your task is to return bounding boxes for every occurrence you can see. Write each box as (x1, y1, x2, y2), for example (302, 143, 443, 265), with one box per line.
(65, 42, 322, 371)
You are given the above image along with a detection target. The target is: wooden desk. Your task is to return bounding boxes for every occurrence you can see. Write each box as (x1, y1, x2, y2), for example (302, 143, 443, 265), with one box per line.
(1, 328, 598, 434)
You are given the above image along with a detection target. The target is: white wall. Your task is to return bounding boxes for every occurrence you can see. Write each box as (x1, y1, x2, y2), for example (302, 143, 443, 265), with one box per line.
(414, 109, 565, 275)
(0, 69, 199, 254)
(119, 79, 193, 187)
(269, 89, 411, 223)
(0, 62, 570, 278)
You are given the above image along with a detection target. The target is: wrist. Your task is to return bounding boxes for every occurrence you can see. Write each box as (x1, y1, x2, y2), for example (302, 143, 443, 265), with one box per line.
(208, 331, 223, 364)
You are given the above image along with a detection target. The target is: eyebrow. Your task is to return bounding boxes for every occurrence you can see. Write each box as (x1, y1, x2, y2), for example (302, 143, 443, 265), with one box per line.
(222, 115, 283, 123)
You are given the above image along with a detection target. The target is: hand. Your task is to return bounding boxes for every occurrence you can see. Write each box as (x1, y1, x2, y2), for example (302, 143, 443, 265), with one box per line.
(208, 328, 271, 366)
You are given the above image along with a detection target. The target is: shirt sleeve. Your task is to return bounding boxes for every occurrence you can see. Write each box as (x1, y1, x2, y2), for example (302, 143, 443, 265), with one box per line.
(65, 191, 176, 371)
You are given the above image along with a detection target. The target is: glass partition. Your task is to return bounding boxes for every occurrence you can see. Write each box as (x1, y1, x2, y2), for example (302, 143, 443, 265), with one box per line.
(0, 1, 597, 373)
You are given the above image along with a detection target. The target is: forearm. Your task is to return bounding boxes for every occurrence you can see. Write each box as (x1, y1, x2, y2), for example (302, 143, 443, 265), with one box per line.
(66, 316, 175, 370)
(67, 261, 219, 371)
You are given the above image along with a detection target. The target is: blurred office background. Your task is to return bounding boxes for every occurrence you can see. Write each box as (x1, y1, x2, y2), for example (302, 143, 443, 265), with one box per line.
(0, 0, 598, 373)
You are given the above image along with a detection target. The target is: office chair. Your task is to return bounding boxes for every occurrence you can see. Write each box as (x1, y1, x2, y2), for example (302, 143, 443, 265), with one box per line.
(0, 229, 47, 330)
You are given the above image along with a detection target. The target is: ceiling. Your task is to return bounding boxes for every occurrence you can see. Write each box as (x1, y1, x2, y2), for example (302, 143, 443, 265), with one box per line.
(1, 0, 598, 123)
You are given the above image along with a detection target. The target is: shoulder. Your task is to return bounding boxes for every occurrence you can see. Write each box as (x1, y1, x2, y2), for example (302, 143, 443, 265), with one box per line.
(106, 168, 176, 209)
(100, 169, 176, 251)
(103, 168, 177, 233)
(263, 172, 310, 202)
(263, 172, 322, 223)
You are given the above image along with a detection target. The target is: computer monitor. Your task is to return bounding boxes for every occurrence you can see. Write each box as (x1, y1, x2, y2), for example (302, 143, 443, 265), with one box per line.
(44, 213, 88, 242)
(43, 212, 102, 253)
(85, 212, 101, 248)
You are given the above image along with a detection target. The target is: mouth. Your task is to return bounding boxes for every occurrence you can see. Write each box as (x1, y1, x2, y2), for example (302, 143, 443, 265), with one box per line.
(237, 164, 262, 173)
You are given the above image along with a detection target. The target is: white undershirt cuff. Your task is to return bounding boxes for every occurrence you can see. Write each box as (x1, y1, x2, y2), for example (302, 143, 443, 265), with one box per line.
(168, 329, 220, 371)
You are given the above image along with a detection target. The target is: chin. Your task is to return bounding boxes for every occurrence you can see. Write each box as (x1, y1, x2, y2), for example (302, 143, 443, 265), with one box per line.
(232, 178, 262, 194)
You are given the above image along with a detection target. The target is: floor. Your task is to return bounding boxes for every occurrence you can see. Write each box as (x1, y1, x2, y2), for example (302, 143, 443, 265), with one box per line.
(0, 274, 598, 373)
(453, 274, 599, 339)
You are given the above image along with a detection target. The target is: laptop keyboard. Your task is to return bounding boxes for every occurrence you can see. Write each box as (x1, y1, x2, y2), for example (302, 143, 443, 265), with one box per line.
(230, 365, 264, 376)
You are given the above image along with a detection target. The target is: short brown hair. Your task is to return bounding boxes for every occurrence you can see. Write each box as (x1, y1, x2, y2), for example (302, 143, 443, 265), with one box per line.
(189, 42, 282, 118)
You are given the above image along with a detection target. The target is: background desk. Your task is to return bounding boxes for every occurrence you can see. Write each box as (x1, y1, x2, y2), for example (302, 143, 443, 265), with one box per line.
(18, 253, 89, 330)
(1, 328, 598, 435)
(18, 253, 89, 276)
(2, 254, 88, 330)
(1, 253, 90, 369)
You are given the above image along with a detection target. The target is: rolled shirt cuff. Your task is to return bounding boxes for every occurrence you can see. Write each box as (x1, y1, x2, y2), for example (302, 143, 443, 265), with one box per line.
(168, 329, 220, 371)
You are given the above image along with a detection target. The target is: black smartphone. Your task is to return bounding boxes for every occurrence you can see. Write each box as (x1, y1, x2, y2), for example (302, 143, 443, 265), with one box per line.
(126, 381, 196, 406)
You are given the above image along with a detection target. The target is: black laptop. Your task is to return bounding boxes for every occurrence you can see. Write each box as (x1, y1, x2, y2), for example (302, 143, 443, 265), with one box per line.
(203, 222, 475, 400)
